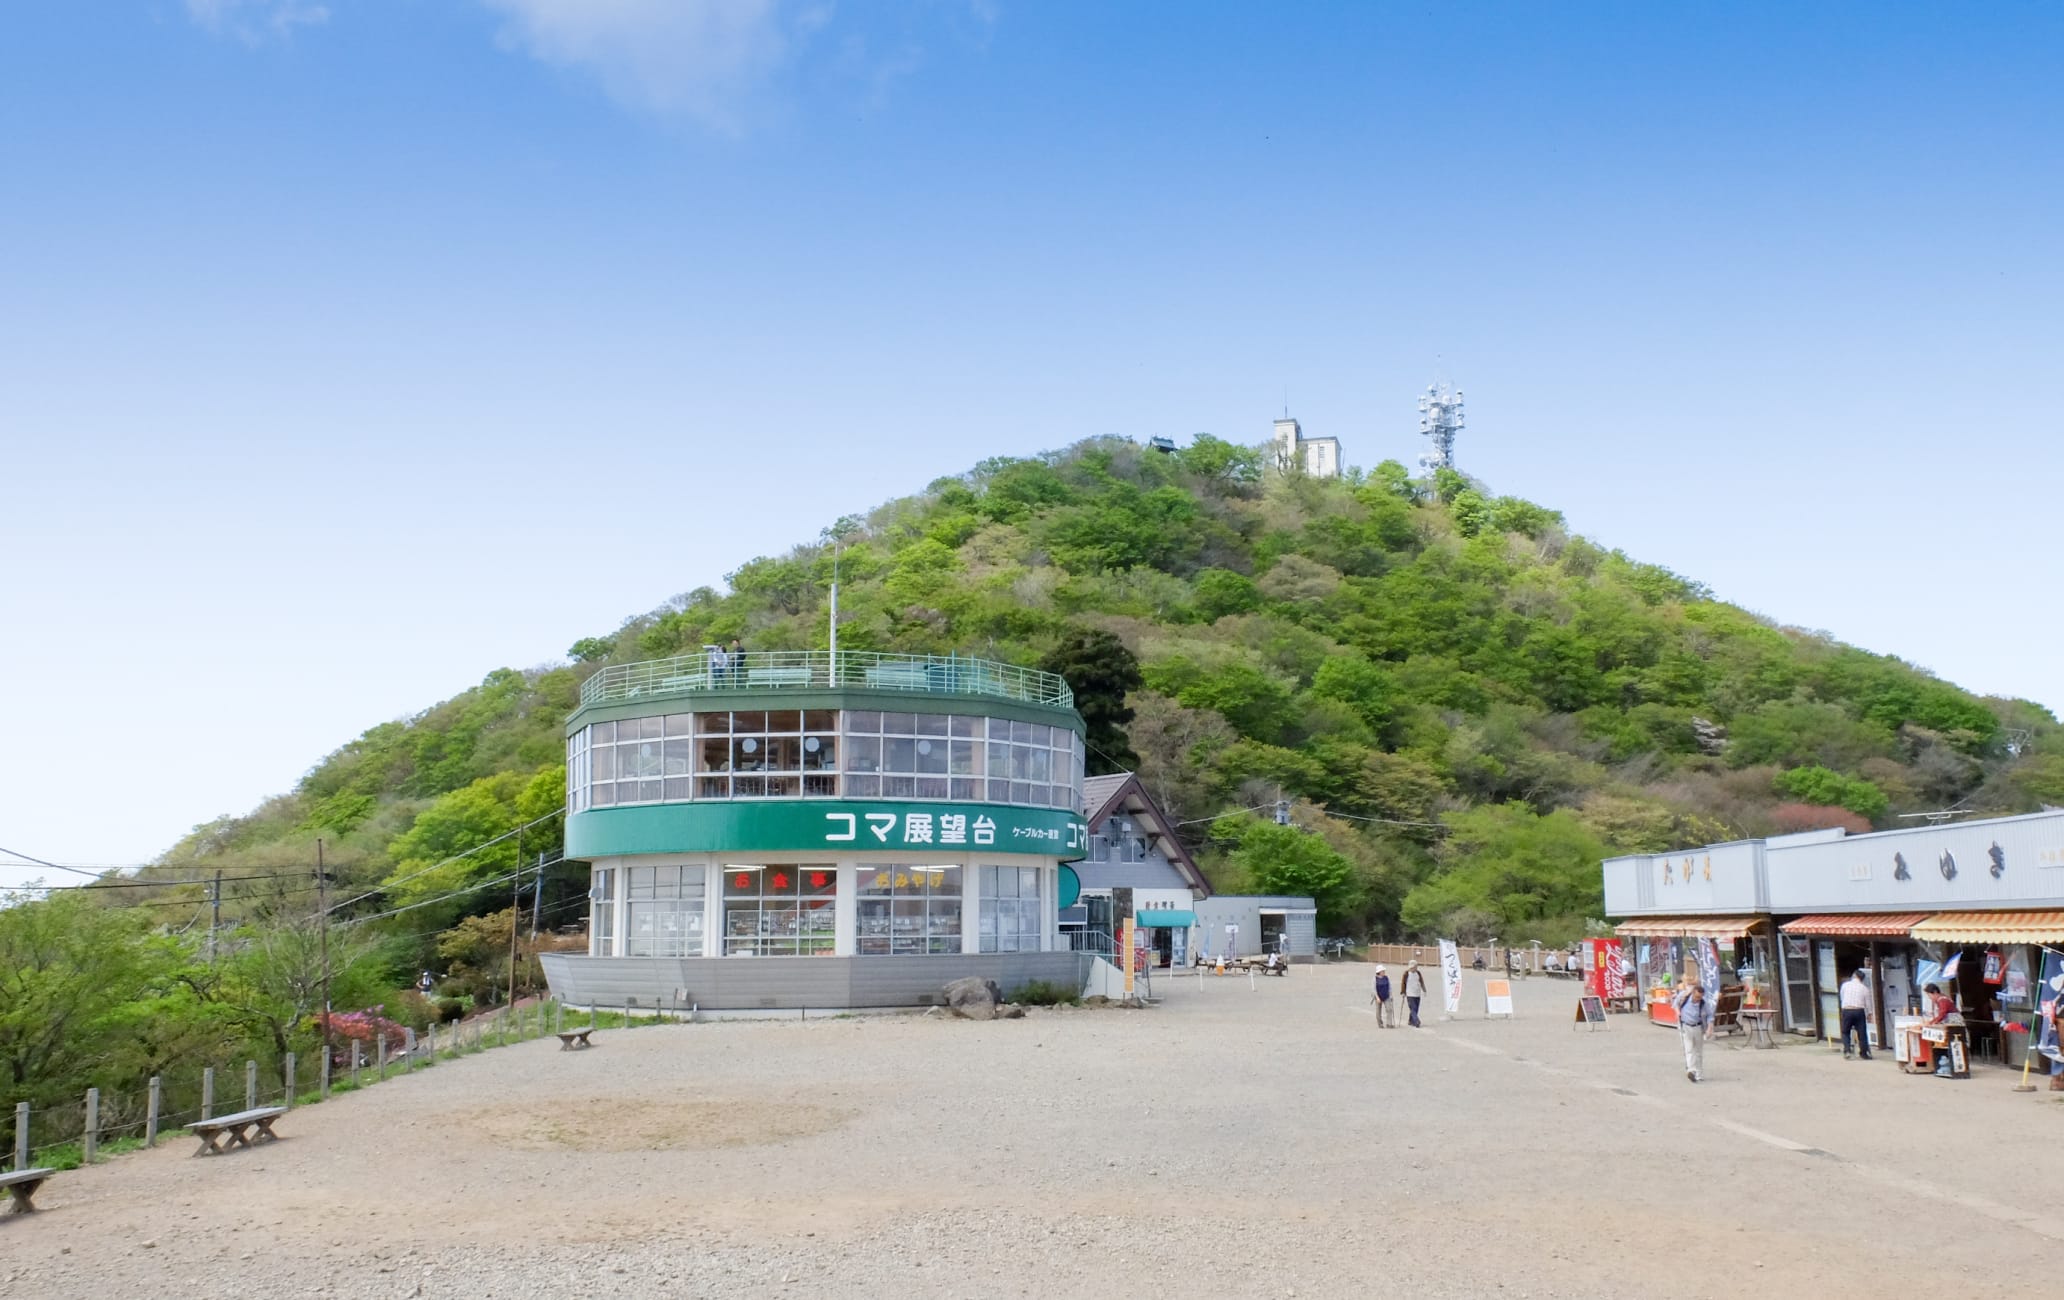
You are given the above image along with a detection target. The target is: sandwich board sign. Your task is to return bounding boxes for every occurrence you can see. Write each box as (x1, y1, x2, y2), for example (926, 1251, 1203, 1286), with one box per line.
(1484, 978, 1515, 1018)
(1574, 995, 1608, 1030)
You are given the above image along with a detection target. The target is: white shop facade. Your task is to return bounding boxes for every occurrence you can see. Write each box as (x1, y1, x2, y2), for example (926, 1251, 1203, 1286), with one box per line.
(1603, 808, 2064, 1064)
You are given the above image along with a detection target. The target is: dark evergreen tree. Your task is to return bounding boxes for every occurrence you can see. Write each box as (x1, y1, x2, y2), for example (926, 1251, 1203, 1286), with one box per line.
(1042, 628, 1143, 775)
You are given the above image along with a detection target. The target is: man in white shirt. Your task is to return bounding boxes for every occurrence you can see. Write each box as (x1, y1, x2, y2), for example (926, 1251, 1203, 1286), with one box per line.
(1674, 982, 1713, 1082)
(1839, 967, 1875, 1060)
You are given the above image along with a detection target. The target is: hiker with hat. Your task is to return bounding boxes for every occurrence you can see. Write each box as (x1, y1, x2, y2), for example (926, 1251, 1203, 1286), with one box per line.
(1371, 964, 1394, 1027)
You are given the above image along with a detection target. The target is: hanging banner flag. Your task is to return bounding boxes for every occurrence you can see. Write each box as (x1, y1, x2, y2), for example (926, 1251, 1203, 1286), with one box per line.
(2038, 951, 2064, 1069)
(1439, 939, 1463, 1015)
(1695, 938, 1722, 1005)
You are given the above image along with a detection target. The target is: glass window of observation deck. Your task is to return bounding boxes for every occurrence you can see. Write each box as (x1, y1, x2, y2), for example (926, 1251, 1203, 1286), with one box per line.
(696, 711, 838, 799)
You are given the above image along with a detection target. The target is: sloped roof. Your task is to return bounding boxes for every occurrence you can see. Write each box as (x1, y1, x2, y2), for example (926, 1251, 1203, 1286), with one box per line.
(1078, 771, 1209, 896)
(1081, 774, 1131, 818)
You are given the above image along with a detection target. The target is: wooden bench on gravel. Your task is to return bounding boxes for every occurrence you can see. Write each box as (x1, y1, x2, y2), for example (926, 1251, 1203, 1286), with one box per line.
(2, 1167, 56, 1214)
(555, 1028, 595, 1051)
(187, 1106, 287, 1157)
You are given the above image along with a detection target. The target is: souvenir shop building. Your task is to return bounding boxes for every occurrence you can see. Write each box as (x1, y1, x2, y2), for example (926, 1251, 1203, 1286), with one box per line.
(1602, 809, 2064, 1066)
(537, 650, 1092, 1011)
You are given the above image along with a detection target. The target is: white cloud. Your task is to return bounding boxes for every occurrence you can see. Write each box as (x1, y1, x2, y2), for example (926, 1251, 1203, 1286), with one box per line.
(184, 0, 330, 44)
(480, 0, 798, 132)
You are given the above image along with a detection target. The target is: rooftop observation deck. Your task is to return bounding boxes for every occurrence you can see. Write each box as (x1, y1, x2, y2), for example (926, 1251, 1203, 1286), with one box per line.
(577, 650, 1075, 712)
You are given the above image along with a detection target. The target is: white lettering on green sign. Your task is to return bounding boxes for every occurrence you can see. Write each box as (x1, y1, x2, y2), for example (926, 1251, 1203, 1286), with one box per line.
(822, 809, 1001, 847)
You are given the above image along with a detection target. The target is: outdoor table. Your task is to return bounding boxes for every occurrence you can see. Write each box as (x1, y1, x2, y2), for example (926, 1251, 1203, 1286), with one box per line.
(1736, 1008, 1778, 1049)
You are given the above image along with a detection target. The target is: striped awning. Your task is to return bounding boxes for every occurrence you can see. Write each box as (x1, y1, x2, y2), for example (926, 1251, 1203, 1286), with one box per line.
(1908, 911, 2064, 945)
(1614, 916, 1764, 940)
(1780, 913, 1933, 938)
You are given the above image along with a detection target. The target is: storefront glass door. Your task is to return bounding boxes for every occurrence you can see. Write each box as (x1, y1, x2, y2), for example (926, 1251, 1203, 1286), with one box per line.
(1779, 936, 1815, 1033)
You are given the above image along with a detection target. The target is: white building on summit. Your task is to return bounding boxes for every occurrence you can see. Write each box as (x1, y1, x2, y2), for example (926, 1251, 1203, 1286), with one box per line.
(1270, 416, 1341, 479)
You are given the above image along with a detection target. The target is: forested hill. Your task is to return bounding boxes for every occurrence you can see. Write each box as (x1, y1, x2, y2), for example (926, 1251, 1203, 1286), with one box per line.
(154, 437, 2061, 947)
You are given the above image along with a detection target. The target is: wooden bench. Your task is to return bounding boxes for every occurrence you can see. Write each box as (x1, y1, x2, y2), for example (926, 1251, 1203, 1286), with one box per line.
(555, 1028, 595, 1051)
(187, 1106, 287, 1157)
(2, 1167, 55, 1214)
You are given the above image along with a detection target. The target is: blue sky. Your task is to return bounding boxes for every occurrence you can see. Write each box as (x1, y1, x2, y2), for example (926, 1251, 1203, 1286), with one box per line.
(3, 1, 2060, 883)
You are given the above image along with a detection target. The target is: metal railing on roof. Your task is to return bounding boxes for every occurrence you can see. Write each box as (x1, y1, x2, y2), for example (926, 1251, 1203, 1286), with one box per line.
(577, 650, 1075, 711)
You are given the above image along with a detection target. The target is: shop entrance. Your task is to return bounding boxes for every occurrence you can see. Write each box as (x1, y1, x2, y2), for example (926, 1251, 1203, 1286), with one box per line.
(1933, 945, 2004, 1065)
(1258, 911, 1288, 956)
(1779, 936, 1815, 1033)
(1149, 926, 1173, 968)
(1814, 940, 1877, 1047)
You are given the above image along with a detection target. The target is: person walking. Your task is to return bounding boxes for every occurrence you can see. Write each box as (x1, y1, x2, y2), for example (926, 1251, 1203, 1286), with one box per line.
(1839, 968, 1875, 1060)
(1402, 960, 1428, 1028)
(1371, 964, 1394, 1027)
(1674, 981, 1713, 1082)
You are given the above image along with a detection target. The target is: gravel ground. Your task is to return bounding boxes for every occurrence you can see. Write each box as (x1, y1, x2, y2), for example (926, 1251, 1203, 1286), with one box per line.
(9, 965, 2064, 1297)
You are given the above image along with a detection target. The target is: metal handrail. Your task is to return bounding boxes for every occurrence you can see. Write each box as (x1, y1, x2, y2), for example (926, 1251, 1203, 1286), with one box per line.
(578, 650, 1074, 711)
(1066, 929, 1118, 958)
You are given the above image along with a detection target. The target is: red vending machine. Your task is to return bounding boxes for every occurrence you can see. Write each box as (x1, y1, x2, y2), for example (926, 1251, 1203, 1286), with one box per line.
(1583, 937, 1627, 1005)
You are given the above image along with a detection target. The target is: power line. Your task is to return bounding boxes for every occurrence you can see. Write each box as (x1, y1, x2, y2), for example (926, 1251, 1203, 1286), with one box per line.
(338, 852, 565, 929)
(6, 870, 315, 893)
(326, 808, 564, 916)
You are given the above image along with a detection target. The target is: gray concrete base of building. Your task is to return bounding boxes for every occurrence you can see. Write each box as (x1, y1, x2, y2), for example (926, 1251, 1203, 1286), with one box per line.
(540, 951, 1093, 1012)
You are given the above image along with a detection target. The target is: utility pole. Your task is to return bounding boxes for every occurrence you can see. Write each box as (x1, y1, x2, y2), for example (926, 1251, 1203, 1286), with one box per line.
(506, 825, 522, 1009)
(207, 869, 223, 962)
(315, 839, 333, 1089)
(529, 851, 544, 938)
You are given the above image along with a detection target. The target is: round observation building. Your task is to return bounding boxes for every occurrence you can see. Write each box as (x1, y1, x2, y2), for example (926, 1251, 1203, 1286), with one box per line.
(538, 649, 1090, 1011)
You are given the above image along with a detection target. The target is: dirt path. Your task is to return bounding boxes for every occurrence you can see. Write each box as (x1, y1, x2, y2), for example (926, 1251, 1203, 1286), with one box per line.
(8, 966, 2062, 1297)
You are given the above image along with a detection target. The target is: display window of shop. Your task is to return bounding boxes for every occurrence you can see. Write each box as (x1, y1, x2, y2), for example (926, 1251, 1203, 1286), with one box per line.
(1636, 934, 1770, 1026)
(722, 863, 836, 955)
(624, 864, 706, 957)
(590, 868, 616, 956)
(857, 864, 964, 955)
(978, 865, 1044, 953)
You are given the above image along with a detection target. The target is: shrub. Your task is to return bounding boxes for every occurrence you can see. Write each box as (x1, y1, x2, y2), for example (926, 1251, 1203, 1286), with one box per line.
(1010, 980, 1080, 1007)
(1773, 765, 1889, 821)
(436, 997, 467, 1024)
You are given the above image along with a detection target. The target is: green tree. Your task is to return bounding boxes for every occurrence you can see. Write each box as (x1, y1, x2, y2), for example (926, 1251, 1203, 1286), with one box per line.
(1400, 804, 1607, 943)
(1210, 814, 1358, 928)
(1450, 488, 1489, 537)
(1040, 629, 1142, 773)
(0, 890, 189, 1104)
(1772, 766, 1889, 821)
(1192, 568, 1262, 621)
(379, 766, 564, 920)
(1177, 434, 1263, 486)
(1369, 459, 1421, 502)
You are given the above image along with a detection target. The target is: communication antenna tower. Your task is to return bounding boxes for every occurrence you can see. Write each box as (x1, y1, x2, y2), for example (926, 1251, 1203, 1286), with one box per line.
(1416, 383, 1465, 474)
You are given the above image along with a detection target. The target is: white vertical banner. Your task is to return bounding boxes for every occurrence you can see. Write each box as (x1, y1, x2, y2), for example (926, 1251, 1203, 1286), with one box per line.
(1439, 939, 1463, 1015)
